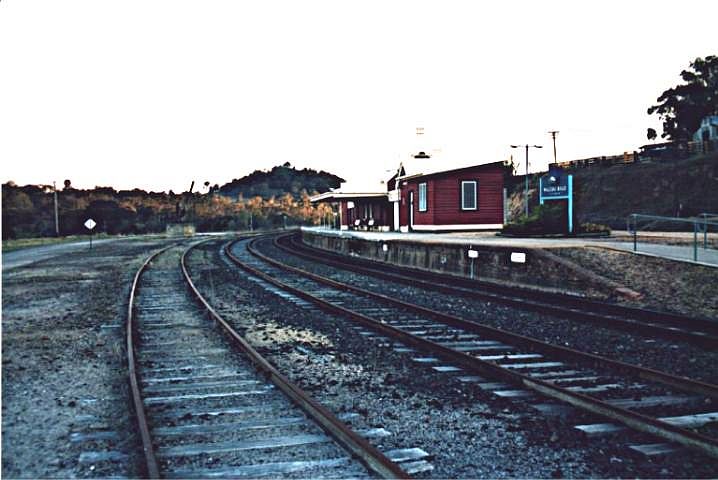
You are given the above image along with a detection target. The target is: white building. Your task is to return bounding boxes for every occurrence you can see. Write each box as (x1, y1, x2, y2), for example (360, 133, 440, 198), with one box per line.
(693, 115, 718, 142)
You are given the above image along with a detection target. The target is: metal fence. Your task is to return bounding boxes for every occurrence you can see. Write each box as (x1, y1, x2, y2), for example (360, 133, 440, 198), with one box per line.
(626, 213, 718, 264)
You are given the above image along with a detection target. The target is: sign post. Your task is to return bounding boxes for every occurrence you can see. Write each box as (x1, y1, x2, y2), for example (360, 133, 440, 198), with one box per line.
(539, 166, 574, 234)
(468, 248, 478, 279)
(84, 218, 97, 249)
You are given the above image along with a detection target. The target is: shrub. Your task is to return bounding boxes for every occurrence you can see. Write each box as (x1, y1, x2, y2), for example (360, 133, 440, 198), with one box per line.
(504, 203, 610, 236)
(504, 203, 567, 235)
(579, 222, 611, 235)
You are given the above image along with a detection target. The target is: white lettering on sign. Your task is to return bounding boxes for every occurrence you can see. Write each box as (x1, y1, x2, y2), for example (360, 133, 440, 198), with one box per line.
(84, 218, 97, 230)
(542, 185, 568, 193)
(510, 252, 526, 263)
(468, 249, 479, 259)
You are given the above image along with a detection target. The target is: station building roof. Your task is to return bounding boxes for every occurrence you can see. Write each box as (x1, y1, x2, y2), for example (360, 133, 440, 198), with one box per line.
(310, 158, 507, 203)
(310, 178, 388, 203)
(397, 160, 508, 182)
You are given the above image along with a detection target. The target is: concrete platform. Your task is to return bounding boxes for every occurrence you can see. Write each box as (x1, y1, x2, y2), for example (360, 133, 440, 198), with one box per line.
(302, 227, 718, 268)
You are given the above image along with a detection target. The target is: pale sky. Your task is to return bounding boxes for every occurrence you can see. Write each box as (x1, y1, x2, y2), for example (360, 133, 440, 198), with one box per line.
(1, 1, 716, 193)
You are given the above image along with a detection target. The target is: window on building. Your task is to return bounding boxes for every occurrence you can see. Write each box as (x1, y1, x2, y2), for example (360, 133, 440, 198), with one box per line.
(461, 181, 478, 210)
(418, 182, 427, 212)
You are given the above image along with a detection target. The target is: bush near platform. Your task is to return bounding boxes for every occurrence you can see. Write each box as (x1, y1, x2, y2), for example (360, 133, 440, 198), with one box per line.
(503, 203, 610, 236)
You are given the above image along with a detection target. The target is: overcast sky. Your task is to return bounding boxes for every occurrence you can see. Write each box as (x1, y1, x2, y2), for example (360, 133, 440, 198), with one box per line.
(1, 1, 716, 193)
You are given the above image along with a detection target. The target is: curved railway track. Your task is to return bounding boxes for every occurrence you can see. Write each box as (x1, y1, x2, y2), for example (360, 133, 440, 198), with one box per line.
(126, 241, 409, 478)
(226, 235, 718, 460)
(277, 232, 718, 348)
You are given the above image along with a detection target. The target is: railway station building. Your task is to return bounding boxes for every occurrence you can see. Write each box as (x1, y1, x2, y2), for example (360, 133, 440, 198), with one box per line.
(312, 151, 508, 232)
(310, 186, 392, 231)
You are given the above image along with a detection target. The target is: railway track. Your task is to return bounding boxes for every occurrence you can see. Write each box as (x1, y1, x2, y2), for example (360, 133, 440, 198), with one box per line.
(126, 241, 412, 478)
(277, 232, 718, 348)
(226, 235, 718, 460)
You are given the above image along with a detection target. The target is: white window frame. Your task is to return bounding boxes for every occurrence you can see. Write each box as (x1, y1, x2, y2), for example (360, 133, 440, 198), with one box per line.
(461, 180, 478, 211)
(418, 182, 428, 212)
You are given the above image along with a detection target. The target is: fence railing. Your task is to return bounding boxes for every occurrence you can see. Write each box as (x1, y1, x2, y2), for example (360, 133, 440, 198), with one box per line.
(627, 213, 718, 263)
(687, 139, 718, 155)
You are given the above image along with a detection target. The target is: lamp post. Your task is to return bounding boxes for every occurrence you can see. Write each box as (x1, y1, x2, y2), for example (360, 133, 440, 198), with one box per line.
(511, 144, 543, 217)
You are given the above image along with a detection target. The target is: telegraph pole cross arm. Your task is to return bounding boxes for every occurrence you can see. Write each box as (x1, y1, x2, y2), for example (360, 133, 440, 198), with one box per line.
(548, 130, 559, 165)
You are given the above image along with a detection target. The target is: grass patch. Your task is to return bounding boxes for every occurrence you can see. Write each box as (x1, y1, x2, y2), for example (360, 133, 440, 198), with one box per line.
(2, 234, 109, 252)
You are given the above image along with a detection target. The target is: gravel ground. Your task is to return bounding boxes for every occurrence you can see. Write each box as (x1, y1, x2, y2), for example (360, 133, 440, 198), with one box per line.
(552, 247, 718, 319)
(4, 235, 716, 479)
(263, 237, 718, 386)
(2, 238, 173, 479)
(188, 239, 718, 478)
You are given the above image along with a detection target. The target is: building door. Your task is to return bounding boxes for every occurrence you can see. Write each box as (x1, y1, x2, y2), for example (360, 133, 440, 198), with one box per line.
(408, 191, 414, 231)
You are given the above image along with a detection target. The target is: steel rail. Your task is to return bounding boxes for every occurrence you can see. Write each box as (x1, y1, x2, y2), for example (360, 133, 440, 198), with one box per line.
(283, 232, 718, 330)
(226, 236, 718, 459)
(277, 233, 718, 346)
(181, 239, 408, 480)
(247, 236, 718, 397)
(127, 245, 176, 479)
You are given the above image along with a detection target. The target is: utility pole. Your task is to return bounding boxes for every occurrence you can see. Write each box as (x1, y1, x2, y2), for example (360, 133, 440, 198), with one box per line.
(548, 130, 559, 165)
(511, 144, 543, 217)
(53, 181, 59, 237)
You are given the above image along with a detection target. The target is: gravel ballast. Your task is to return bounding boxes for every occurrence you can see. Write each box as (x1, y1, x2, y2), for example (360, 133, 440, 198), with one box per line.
(2, 239, 172, 478)
(264, 237, 718, 386)
(187, 239, 718, 478)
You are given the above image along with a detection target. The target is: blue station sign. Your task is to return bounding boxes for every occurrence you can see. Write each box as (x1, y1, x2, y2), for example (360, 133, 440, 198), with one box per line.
(539, 165, 574, 233)
(540, 173, 569, 198)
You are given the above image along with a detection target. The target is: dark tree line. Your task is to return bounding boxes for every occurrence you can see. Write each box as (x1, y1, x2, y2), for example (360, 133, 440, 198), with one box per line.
(218, 162, 344, 200)
(2, 164, 340, 239)
(647, 55, 718, 141)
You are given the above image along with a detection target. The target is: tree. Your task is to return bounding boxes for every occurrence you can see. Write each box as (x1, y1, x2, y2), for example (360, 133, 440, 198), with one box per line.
(63, 179, 72, 190)
(647, 55, 718, 141)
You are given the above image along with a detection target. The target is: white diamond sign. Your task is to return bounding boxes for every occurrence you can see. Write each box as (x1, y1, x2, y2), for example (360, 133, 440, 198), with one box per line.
(84, 218, 97, 230)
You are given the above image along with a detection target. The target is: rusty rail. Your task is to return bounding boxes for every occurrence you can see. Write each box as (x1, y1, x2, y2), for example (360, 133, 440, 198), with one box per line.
(227, 236, 718, 459)
(126, 245, 176, 478)
(277, 233, 718, 348)
(181, 239, 408, 479)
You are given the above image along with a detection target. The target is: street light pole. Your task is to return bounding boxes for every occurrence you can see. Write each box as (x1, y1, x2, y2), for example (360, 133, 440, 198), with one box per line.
(511, 144, 543, 217)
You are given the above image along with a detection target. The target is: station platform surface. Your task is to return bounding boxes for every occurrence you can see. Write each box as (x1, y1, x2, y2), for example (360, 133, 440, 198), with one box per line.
(302, 227, 718, 267)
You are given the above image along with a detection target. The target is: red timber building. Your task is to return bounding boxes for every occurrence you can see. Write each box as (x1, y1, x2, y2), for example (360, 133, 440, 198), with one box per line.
(311, 188, 392, 231)
(312, 155, 509, 232)
(393, 161, 507, 232)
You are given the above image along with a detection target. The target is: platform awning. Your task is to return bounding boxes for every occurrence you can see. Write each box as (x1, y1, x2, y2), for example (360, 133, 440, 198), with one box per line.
(310, 191, 388, 203)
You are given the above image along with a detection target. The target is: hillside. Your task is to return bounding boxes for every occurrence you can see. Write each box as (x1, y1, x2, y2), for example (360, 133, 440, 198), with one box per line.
(2, 163, 343, 239)
(218, 163, 344, 200)
(507, 152, 718, 229)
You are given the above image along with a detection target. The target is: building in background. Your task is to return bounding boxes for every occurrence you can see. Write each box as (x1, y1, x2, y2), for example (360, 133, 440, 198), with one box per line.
(693, 115, 718, 142)
(310, 179, 392, 231)
(392, 159, 508, 232)
(312, 149, 508, 232)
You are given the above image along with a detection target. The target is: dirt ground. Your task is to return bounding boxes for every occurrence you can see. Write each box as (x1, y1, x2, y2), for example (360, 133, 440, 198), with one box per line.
(1, 239, 171, 479)
(552, 247, 718, 319)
